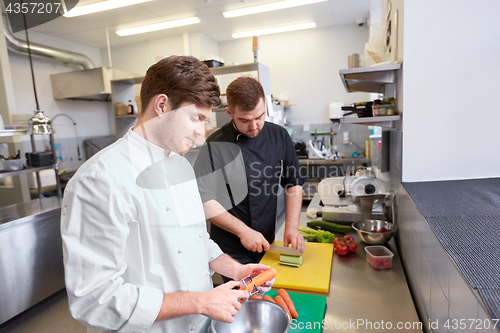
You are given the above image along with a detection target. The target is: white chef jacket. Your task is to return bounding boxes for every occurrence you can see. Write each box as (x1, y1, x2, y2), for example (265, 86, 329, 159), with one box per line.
(61, 129, 223, 333)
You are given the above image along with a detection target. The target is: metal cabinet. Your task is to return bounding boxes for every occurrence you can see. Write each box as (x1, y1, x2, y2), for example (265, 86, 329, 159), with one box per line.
(0, 198, 63, 325)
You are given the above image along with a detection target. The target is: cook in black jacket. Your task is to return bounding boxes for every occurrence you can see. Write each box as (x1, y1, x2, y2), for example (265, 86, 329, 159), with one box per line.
(194, 77, 305, 270)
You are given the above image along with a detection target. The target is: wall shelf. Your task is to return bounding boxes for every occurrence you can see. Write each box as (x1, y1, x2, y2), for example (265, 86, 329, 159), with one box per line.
(0, 129, 28, 137)
(209, 63, 263, 76)
(339, 64, 401, 94)
(0, 165, 55, 179)
(111, 76, 144, 85)
(341, 115, 401, 128)
(115, 114, 139, 119)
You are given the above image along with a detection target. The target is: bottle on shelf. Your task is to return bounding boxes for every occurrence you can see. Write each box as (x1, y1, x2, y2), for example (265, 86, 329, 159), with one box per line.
(127, 100, 134, 115)
(252, 36, 260, 63)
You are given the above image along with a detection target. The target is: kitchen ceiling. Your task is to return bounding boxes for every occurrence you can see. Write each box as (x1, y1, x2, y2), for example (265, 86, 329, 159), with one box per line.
(2, 0, 370, 48)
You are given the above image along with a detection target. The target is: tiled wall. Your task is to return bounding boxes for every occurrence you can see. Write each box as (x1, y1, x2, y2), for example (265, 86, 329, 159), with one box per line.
(21, 136, 92, 173)
(390, 129, 499, 333)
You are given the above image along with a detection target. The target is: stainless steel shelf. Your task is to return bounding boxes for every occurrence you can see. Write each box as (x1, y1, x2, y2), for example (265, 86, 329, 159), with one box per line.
(111, 76, 144, 85)
(0, 129, 28, 137)
(209, 62, 263, 76)
(339, 64, 401, 93)
(341, 115, 401, 128)
(115, 114, 139, 118)
(0, 165, 54, 179)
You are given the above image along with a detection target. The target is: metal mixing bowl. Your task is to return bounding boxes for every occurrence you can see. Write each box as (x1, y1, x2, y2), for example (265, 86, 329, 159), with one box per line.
(210, 299, 291, 333)
(352, 219, 397, 244)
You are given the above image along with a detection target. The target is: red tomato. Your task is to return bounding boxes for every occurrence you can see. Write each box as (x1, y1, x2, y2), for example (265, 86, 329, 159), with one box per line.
(347, 241, 357, 252)
(333, 237, 342, 247)
(343, 235, 354, 242)
(383, 259, 391, 267)
(379, 227, 389, 233)
(336, 243, 349, 256)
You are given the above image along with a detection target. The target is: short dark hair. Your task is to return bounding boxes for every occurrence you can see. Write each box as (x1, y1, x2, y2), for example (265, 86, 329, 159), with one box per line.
(226, 76, 265, 112)
(140, 55, 221, 112)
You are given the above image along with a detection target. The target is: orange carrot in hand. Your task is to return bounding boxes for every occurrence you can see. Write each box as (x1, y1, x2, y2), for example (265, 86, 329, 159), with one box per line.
(239, 268, 277, 292)
(250, 294, 262, 299)
(274, 295, 292, 318)
(262, 295, 275, 303)
(278, 289, 299, 319)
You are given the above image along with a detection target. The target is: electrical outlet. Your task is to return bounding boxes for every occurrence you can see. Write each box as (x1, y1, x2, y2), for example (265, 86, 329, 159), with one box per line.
(343, 132, 349, 144)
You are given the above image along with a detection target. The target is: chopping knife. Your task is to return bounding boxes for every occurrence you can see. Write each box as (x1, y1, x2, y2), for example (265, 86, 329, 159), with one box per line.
(267, 244, 302, 256)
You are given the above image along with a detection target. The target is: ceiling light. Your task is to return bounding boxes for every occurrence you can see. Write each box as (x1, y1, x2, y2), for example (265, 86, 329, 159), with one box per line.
(232, 22, 316, 39)
(63, 0, 153, 18)
(116, 17, 201, 36)
(223, 0, 327, 18)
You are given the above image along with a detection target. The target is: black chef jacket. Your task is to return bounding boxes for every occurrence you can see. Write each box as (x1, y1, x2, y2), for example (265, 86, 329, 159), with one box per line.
(193, 120, 304, 264)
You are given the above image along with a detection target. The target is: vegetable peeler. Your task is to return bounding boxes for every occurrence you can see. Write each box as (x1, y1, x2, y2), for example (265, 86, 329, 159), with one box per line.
(240, 276, 259, 297)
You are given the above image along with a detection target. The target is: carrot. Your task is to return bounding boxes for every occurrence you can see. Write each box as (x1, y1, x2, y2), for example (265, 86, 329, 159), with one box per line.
(262, 295, 276, 303)
(274, 295, 292, 318)
(250, 294, 262, 299)
(278, 289, 299, 319)
(239, 268, 277, 292)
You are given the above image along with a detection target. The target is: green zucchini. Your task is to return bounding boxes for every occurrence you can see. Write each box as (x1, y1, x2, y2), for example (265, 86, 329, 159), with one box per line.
(307, 220, 353, 233)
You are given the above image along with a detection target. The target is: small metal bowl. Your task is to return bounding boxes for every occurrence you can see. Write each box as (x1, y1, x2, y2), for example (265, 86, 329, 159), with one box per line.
(210, 299, 291, 333)
(352, 219, 397, 245)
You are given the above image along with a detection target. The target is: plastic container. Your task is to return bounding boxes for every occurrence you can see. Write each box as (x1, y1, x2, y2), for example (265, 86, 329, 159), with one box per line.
(379, 105, 387, 116)
(2, 158, 26, 171)
(386, 105, 394, 116)
(364, 245, 394, 269)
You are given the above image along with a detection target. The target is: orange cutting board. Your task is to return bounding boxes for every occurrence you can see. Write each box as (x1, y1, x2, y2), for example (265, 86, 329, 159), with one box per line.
(259, 241, 334, 293)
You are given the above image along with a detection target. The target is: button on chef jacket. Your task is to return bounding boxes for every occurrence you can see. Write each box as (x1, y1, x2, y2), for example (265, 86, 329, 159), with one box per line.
(194, 121, 304, 263)
(61, 129, 223, 333)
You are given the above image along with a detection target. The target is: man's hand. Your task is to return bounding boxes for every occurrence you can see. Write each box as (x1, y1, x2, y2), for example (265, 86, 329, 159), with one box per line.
(283, 227, 305, 253)
(199, 281, 248, 323)
(239, 228, 270, 253)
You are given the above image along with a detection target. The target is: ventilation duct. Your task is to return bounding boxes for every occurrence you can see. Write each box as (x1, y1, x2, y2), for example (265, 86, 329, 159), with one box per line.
(3, 15, 95, 70)
(3, 15, 140, 101)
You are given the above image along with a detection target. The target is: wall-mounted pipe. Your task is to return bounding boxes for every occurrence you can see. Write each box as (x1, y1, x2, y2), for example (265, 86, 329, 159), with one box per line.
(3, 15, 95, 70)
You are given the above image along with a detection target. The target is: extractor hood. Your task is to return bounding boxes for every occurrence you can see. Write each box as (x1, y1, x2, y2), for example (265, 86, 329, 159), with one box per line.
(50, 67, 142, 101)
(3, 14, 141, 102)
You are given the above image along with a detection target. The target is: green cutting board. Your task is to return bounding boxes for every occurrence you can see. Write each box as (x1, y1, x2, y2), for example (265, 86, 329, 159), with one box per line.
(265, 290, 327, 333)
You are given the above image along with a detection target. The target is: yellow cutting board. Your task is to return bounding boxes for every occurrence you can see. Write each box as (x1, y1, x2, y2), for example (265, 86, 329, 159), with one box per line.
(260, 241, 334, 293)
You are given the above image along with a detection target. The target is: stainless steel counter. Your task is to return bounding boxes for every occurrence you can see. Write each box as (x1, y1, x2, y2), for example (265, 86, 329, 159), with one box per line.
(275, 212, 422, 332)
(0, 197, 64, 325)
(0, 197, 60, 229)
(298, 157, 370, 165)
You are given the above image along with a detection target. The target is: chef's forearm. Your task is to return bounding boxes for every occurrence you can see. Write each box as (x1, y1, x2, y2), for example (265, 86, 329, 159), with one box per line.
(284, 185, 303, 229)
(155, 291, 207, 321)
(203, 200, 250, 238)
(208, 253, 242, 280)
